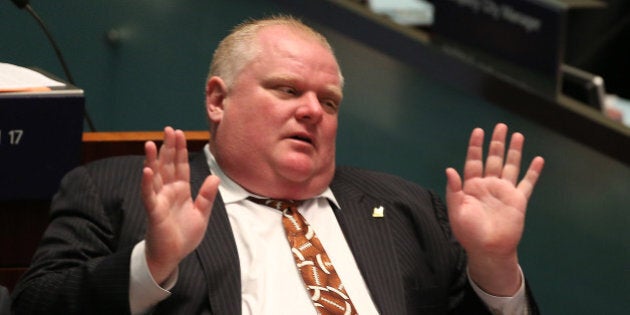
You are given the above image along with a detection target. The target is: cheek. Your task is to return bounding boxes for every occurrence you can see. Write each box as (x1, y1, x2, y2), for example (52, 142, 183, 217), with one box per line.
(323, 118, 338, 143)
(230, 114, 267, 144)
(318, 118, 338, 159)
(230, 111, 279, 153)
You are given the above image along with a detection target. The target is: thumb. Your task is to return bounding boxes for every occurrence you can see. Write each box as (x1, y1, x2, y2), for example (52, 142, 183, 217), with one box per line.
(194, 175, 220, 218)
(445, 168, 464, 211)
(445, 167, 462, 194)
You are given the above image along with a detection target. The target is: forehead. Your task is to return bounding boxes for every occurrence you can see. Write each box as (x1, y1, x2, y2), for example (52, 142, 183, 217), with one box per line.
(253, 25, 342, 83)
(255, 25, 329, 58)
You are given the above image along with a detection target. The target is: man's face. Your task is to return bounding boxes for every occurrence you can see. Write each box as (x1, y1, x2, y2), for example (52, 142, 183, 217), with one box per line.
(207, 25, 343, 199)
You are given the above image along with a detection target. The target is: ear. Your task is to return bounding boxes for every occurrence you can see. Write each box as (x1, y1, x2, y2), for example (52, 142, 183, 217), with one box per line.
(205, 76, 228, 124)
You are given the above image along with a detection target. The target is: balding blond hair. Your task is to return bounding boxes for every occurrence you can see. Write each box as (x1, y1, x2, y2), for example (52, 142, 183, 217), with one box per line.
(208, 15, 343, 88)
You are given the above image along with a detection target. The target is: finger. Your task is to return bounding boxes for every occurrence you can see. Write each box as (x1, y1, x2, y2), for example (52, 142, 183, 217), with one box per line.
(484, 123, 508, 177)
(174, 129, 190, 182)
(445, 167, 463, 194)
(144, 140, 158, 164)
(144, 140, 162, 192)
(501, 132, 524, 184)
(194, 175, 220, 219)
(463, 127, 484, 181)
(141, 167, 157, 213)
(159, 127, 177, 183)
(517, 156, 545, 199)
(445, 168, 465, 220)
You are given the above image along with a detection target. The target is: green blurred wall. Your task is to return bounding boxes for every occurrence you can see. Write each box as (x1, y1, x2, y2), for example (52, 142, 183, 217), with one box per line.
(1, 0, 628, 313)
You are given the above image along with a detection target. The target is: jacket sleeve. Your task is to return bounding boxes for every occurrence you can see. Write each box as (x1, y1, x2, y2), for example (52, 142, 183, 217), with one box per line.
(428, 190, 540, 315)
(12, 158, 145, 315)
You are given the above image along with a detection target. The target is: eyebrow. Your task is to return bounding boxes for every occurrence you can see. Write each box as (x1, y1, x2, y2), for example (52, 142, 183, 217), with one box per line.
(264, 74, 343, 99)
(322, 85, 343, 103)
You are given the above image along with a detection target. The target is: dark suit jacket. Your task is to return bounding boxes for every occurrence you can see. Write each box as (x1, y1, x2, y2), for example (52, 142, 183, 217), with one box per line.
(1, 285, 11, 315)
(12, 153, 539, 314)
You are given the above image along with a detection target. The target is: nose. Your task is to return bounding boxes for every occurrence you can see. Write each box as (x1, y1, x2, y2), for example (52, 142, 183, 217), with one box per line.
(295, 92, 323, 124)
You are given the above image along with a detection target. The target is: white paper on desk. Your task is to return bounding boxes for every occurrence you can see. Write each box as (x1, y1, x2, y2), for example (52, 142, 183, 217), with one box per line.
(0, 62, 65, 90)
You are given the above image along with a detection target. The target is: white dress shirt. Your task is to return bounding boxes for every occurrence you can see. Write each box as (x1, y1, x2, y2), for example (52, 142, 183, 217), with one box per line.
(128, 145, 528, 314)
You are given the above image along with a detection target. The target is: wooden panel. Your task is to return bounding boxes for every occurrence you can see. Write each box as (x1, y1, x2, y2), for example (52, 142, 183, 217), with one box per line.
(0, 201, 50, 267)
(0, 268, 28, 292)
(0, 201, 50, 291)
(82, 130, 210, 163)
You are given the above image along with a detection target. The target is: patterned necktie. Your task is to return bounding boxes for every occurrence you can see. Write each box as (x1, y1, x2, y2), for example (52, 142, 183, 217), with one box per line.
(247, 197, 358, 315)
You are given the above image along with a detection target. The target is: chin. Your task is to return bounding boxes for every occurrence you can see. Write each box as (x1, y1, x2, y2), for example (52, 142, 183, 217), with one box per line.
(276, 151, 334, 178)
(279, 164, 317, 183)
(283, 163, 334, 188)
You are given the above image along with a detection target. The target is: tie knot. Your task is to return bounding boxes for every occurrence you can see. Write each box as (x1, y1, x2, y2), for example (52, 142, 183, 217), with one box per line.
(247, 196, 303, 212)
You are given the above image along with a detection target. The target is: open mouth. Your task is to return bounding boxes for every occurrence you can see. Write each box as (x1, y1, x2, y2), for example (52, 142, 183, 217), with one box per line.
(291, 135, 313, 144)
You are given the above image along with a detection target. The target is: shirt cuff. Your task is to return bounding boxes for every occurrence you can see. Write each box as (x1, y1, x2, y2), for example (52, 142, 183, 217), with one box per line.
(129, 240, 179, 315)
(468, 266, 529, 315)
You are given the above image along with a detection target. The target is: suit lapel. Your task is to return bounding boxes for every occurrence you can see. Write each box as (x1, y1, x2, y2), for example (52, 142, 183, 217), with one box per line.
(189, 153, 241, 315)
(330, 175, 406, 315)
(186, 154, 408, 314)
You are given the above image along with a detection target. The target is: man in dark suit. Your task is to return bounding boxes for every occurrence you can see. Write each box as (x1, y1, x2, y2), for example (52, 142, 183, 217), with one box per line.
(12, 16, 544, 314)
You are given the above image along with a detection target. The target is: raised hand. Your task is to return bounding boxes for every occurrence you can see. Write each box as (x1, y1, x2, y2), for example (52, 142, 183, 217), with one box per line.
(445, 123, 544, 295)
(141, 127, 220, 284)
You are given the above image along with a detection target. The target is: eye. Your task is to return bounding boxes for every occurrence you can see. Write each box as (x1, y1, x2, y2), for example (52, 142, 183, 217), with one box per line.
(321, 99, 339, 112)
(278, 86, 298, 96)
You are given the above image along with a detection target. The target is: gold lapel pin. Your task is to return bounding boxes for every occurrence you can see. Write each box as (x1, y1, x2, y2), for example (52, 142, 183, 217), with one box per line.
(372, 205, 384, 218)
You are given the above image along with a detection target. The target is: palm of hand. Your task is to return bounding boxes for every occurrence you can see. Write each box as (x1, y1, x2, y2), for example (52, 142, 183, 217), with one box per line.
(445, 124, 544, 258)
(141, 127, 219, 282)
(447, 176, 528, 258)
(147, 180, 209, 262)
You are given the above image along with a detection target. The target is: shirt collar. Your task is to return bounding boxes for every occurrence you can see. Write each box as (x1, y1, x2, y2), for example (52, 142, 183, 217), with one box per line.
(203, 144, 340, 209)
